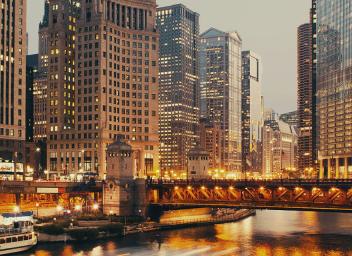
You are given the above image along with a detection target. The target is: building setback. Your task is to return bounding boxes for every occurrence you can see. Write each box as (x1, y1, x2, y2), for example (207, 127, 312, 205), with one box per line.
(0, 0, 27, 179)
(200, 28, 242, 172)
(157, 4, 200, 177)
(241, 50, 263, 174)
(316, 0, 352, 179)
(45, 0, 160, 179)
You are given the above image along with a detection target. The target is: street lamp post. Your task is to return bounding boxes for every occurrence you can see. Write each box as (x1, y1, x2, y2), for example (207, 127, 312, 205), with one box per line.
(35, 147, 41, 179)
(81, 150, 85, 175)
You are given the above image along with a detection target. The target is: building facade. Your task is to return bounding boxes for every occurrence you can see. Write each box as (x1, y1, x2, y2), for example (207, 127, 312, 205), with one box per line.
(316, 0, 352, 179)
(33, 0, 49, 142)
(262, 119, 298, 178)
(0, 0, 27, 180)
(199, 118, 222, 170)
(241, 51, 263, 174)
(45, 0, 160, 179)
(200, 28, 242, 173)
(157, 4, 200, 177)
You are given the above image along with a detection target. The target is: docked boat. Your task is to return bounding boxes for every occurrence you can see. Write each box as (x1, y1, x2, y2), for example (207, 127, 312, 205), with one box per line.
(0, 211, 37, 255)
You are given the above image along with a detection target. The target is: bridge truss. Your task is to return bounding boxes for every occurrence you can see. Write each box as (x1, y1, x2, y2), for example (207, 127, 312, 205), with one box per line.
(147, 179, 352, 212)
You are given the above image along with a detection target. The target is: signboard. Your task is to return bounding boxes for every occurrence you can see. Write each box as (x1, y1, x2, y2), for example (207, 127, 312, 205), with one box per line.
(0, 162, 24, 173)
(37, 187, 59, 194)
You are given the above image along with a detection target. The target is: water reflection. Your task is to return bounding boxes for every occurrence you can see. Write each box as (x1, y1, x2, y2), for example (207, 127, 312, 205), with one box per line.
(24, 211, 352, 256)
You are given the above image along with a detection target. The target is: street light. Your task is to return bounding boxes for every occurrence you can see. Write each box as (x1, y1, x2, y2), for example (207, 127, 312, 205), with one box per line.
(13, 205, 20, 214)
(93, 203, 99, 212)
(56, 205, 63, 216)
(74, 205, 82, 212)
(13, 206, 20, 223)
(109, 210, 113, 222)
(81, 150, 86, 175)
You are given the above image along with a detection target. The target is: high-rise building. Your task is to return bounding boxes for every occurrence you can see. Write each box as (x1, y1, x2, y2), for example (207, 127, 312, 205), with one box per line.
(241, 51, 263, 173)
(262, 119, 298, 178)
(316, 0, 352, 179)
(45, 0, 80, 178)
(33, 1, 49, 142)
(157, 4, 200, 177)
(26, 54, 39, 143)
(297, 22, 315, 176)
(0, 0, 27, 180)
(45, 0, 160, 179)
(264, 108, 278, 122)
(200, 28, 242, 172)
(279, 111, 298, 127)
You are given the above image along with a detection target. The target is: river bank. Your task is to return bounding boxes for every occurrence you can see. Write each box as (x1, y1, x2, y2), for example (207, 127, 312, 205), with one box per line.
(36, 209, 255, 242)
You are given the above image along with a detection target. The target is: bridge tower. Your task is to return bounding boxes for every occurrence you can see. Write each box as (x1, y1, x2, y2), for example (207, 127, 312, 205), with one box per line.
(188, 147, 210, 180)
(103, 137, 147, 217)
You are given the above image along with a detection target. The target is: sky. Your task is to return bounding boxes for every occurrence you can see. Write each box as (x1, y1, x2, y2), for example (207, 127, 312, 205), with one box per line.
(27, 0, 310, 113)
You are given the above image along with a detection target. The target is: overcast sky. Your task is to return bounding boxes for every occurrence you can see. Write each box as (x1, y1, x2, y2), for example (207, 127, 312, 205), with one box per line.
(27, 0, 310, 113)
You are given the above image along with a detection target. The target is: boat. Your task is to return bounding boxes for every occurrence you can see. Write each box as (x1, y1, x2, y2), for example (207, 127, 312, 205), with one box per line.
(0, 211, 37, 255)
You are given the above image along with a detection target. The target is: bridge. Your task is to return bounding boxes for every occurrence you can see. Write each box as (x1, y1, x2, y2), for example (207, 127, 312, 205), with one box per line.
(0, 180, 103, 214)
(147, 179, 352, 212)
(1, 179, 352, 214)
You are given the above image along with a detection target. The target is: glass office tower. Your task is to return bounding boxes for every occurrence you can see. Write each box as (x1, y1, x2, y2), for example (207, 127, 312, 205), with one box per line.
(200, 28, 242, 173)
(316, 0, 352, 178)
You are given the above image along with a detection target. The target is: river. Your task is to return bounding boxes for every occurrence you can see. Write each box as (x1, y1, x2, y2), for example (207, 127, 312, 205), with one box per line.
(20, 210, 352, 256)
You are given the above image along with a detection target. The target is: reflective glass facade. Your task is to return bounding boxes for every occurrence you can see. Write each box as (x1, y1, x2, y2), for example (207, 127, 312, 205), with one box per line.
(317, 0, 352, 178)
(200, 28, 242, 172)
(241, 51, 263, 173)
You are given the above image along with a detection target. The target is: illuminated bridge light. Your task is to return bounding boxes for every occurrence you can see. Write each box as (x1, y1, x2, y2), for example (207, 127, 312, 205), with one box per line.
(174, 186, 179, 190)
(295, 187, 302, 191)
(278, 187, 284, 191)
(187, 186, 192, 190)
(201, 186, 206, 190)
(229, 186, 234, 190)
(259, 186, 265, 191)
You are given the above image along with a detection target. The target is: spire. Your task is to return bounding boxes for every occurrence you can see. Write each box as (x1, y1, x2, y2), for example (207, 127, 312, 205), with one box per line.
(39, 0, 50, 28)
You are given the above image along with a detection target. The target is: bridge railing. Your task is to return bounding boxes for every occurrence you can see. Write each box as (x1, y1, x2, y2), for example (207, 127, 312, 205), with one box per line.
(147, 178, 352, 187)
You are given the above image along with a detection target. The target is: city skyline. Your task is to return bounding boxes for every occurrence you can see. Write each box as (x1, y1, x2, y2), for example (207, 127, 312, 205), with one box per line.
(27, 0, 310, 114)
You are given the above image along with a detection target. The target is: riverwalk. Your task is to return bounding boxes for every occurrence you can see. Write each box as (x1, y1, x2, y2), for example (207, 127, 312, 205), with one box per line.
(36, 209, 255, 242)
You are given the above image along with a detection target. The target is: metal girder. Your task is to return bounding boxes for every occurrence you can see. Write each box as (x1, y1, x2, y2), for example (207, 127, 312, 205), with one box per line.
(149, 180, 352, 211)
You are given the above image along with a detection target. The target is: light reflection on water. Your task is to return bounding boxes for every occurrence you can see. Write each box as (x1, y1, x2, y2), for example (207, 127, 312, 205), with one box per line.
(21, 211, 352, 256)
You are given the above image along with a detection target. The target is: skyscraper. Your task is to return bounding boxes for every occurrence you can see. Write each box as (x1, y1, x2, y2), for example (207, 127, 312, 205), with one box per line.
(316, 0, 352, 179)
(45, 0, 80, 178)
(241, 50, 263, 174)
(262, 119, 298, 178)
(297, 22, 314, 176)
(45, 0, 160, 179)
(279, 111, 298, 127)
(0, 0, 27, 180)
(200, 28, 242, 172)
(33, 6, 49, 143)
(157, 4, 200, 177)
(26, 54, 39, 143)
